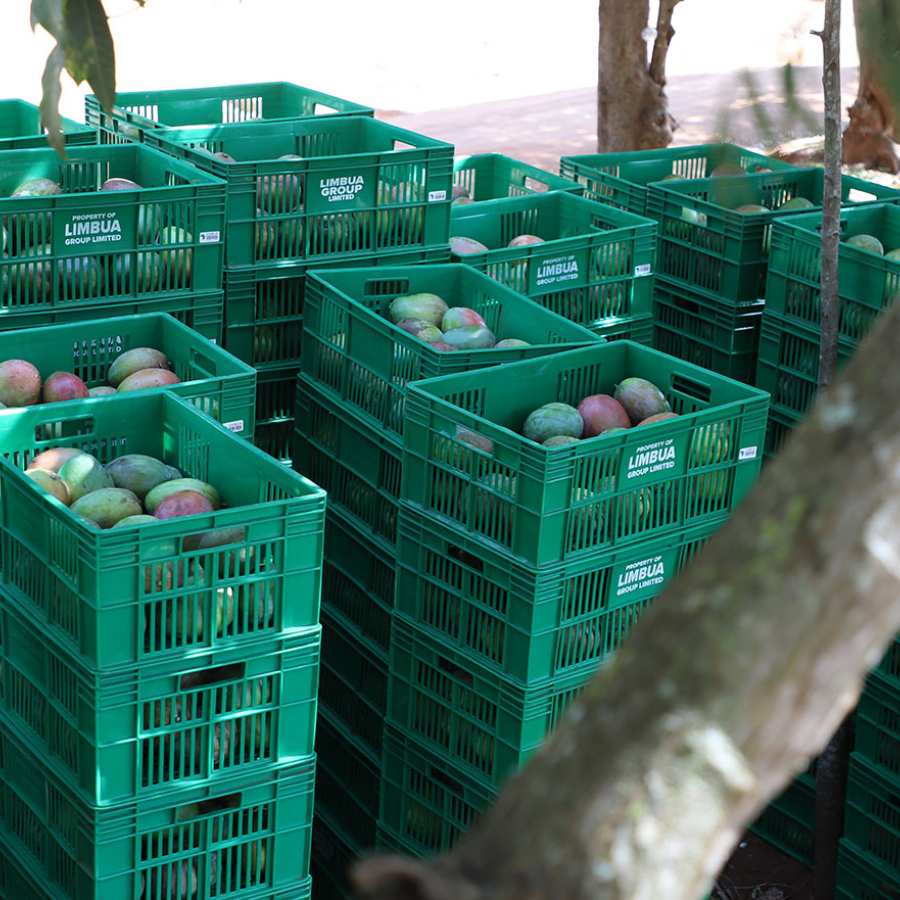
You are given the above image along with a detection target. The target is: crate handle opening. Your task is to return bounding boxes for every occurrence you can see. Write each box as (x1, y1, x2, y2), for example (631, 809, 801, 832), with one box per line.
(392, 140, 417, 152)
(437, 656, 473, 686)
(180, 661, 246, 691)
(671, 374, 712, 404)
(523, 176, 550, 194)
(448, 543, 484, 573)
(363, 277, 411, 297)
(672, 295, 700, 316)
(428, 766, 465, 796)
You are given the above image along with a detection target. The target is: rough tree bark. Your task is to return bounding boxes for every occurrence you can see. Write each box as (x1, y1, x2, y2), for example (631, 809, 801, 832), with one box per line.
(352, 299, 900, 899)
(596, 0, 682, 152)
(843, 0, 900, 172)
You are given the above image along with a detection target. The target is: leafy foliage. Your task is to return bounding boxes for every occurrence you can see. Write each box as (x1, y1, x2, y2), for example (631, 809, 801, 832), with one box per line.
(30, 0, 125, 155)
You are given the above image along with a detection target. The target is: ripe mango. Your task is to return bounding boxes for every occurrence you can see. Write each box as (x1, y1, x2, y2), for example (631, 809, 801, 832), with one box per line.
(154, 490, 215, 520)
(145, 478, 221, 514)
(71, 487, 142, 528)
(388, 293, 448, 327)
(27, 447, 83, 474)
(113, 514, 158, 528)
(117, 368, 181, 392)
(107, 347, 170, 387)
(441, 325, 496, 349)
(441, 307, 486, 331)
(450, 236, 489, 256)
(494, 338, 530, 349)
(614, 377, 671, 425)
(523, 402, 584, 443)
(43, 371, 89, 403)
(106, 454, 182, 500)
(59, 452, 114, 501)
(88, 386, 117, 397)
(25, 468, 71, 505)
(0, 359, 41, 406)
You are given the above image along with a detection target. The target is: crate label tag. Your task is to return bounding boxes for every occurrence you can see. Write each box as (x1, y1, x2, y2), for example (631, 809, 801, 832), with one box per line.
(428, 189, 447, 202)
(739, 446, 758, 461)
(306, 170, 375, 215)
(634, 263, 652, 277)
(530, 253, 581, 291)
(618, 429, 691, 489)
(199, 231, 221, 243)
(54, 205, 137, 256)
(609, 548, 677, 608)
(223, 420, 245, 433)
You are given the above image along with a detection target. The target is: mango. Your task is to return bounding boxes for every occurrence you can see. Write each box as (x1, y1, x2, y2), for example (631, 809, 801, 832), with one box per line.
(113, 514, 158, 528)
(157, 226, 193, 282)
(43, 371, 89, 403)
(847, 234, 885, 255)
(886, 248, 900, 262)
(388, 293, 448, 327)
(577, 394, 631, 437)
(25, 469, 71, 505)
(145, 478, 221, 514)
(111, 252, 163, 292)
(58, 256, 101, 296)
(106, 454, 182, 499)
(154, 490, 215, 520)
(71, 487, 142, 528)
(523, 402, 584, 443)
(778, 197, 815, 211)
(638, 412, 680, 427)
(441, 325, 496, 349)
(88, 386, 117, 397)
(108, 347, 170, 387)
(117, 368, 181, 392)
(60, 452, 114, 501)
(256, 155, 303, 213)
(430, 341, 455, 351)
(397, 318, 444, 342)
(735, 204, 768, 214)
(494, 338, 530, 349)
(508, 234, 544, 249)
(614, 377, 671, 425)
(101, 178, 142, 191)
(452, 185, 471, 201)
(450, 236, 489, 256)
(442, 307, 486, 331)
(11, 177, 61, 198)
(27, 447, 83, 474)
(0, 359, 41, 406)
(710, 164, 745, 177)
(544, 435, 580, 447)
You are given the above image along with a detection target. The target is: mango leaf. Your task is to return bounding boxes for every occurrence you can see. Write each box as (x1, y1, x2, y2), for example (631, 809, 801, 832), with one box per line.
(61, 0, 116, 113)
(30, 0, 63, 34)
(40, 44, 66, 156)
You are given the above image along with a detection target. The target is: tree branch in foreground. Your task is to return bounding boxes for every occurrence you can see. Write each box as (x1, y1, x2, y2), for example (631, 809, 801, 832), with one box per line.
(352, 301, 900, 899)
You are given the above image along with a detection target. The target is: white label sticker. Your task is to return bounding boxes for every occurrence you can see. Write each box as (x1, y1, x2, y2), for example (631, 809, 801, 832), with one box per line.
(199, 231, 221, 243)
(224, 420, 245, 433)
(739, 446, 758, 461)
(428, 189, 448, 202)
(634, 263, 652, 277)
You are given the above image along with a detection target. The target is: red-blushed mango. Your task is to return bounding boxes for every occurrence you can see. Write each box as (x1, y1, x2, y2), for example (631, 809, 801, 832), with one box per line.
(27, 447, 83, 474)
(388, 293, 448, 327)
(154, 490, 215, 520)
(0, 359, 41, 406)
(42, 371, 89, 403)
(430, 341, 455, 352)
(523, 402, 584, 443)
(145, 478, 221, 514)
(508, 234, 544, 249)
(397, 318, 444, 342)
(71, 487, 142, 528)
(442, 307, 486, 331)
(101, 178, 142, 191)
(614, 377, 671, 425)
(107, 347, 170, 387)
(25, 468, 71, 505)
(577, 394, 631, 437)
(12, 177, 61, 197)
(638, 412, 680, 426)
(59, 452, 113, 501)
(450, 236, 489, 256)
(117, 368, 181, 393)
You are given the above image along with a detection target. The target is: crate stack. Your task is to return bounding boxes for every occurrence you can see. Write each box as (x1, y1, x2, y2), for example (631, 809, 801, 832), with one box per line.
(448, 189, 658, 342)
(379, 340, 769, 857)
(0, 98, 95, 149)
(89, 84, 460, 465)
(292, 261, 605, 895)
(0, 388, 325, 897)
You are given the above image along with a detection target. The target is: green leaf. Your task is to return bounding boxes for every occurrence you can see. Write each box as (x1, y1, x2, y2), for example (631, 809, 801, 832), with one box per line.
(30, 0, 63, 36)
(60, 0, 116, 112)
(40, 44, 66, 157)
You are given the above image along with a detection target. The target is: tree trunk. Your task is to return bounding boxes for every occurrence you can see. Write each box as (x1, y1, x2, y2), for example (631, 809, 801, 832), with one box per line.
(352, 299, 900, 899)
(596, 0, 679, 152)
(843, 0, 900, 172)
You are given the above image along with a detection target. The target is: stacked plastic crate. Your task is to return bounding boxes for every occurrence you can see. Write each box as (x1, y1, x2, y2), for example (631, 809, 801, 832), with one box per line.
(0, 386, 325, 898)
(89, 84, 458, 465)
(0, 98, 95, 149)
(294, 260, 605, 897)
(382, 339, 769, 857)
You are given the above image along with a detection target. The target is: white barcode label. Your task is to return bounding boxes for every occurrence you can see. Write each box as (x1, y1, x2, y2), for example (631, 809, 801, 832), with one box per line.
(634, 263, 652, 277)
(739, 446, 758, 461)
(224, 420, 245, 433)
(199, 231, 221, 244)
(428, 189, 447, 202)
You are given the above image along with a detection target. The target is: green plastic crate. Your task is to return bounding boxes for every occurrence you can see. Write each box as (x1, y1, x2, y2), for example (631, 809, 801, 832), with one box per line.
(749, 775, 815, 866)
(395, 505, 721, 683)
(311, 814, 362, 900)
(0, 143, 225, 315)
(653, 279, 764, 384)
(845, 754, 900, 876)
(321, 508, 395, 660)
(294, 375, 402, 549)
(560, 143, 792, 217)
(837, 839, 900, 899)
(876, 637, 900, 693)
(320, 610, 388, 759)
(0, 312, 255, 437)
(86, 82, 373, 143)
(145, 117, 452, 269)
(857, 673, 900, 780)
(450, 191, 656, 336)
(0, 392, 325, 670)
(388, 617, 593, 788)
(402, 341, 769, 566)
(315, 711, 380, 850)
(765, 408, 801, 463)
(378, 725, 496, 856)
(595, 312, 654, 345)
(453, 153, 582, 203)
(223, 247, 449, 370)
(0, 724, 315, 900)
(647, 168, 899, 303)
(0, 98, 94, 151)
(0, 595, 320, 805)
(0, 836, 48, 899)
(766, 203, 900, 343)
(755, 309, 855, 419)
(301, 263, 601, 446)
(255, 365, 299, 464)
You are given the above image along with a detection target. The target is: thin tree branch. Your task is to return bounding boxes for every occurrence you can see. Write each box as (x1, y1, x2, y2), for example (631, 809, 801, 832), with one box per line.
(648, 0, 681, 86)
